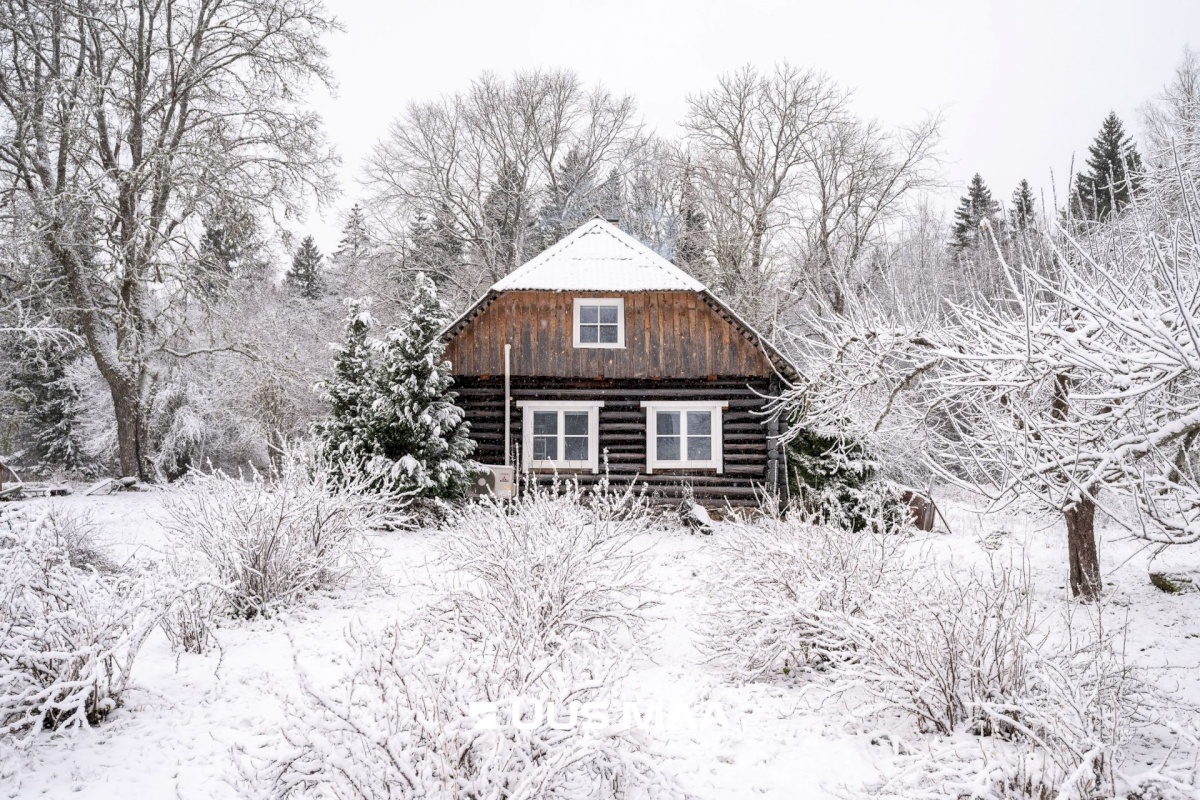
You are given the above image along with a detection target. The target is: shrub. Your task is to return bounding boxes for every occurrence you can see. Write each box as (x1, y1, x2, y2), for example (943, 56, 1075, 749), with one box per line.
(162, 453, 390, 619)
(240, 625, 682, 800)
(152, 547, 229, 655)
(699, 510, 907, 681)
(435, 483, 657, 663)
(240, 484, 682, 800)
(835, 563, 1167, 799)
(0, 508, 157, 738)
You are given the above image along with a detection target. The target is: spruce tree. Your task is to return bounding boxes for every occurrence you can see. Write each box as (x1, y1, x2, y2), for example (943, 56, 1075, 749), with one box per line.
(316, 301, 380, 483)
(532, 146, 597, 250)
(336, 204, 372, 262)
(1009, 180, 1037, 231)
(674, 162, 713, 276)
(370, 273, 475, 500)
(406, 208, 463, 287)
(285, 236, 324, 300)
(3, 336, 91, 475)
(1073, 112, 1143, 221)
(950, 174, 1002, 251)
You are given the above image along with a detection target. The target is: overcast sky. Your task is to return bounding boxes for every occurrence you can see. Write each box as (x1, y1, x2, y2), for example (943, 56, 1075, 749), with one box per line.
(305, 0, 1199, 251)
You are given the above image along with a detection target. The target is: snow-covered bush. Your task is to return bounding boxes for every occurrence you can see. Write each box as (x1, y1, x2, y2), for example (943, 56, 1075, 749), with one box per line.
(699, 511, 907, 681)
(838, 563, 1166, 799)
(241, 483, 680, 799)
(240, 624, 683, 800)
(0, 508, 157, 737)
(152, 547, 229, 655)
(435, 483, 657, 663)
(163, 453, 391, 619)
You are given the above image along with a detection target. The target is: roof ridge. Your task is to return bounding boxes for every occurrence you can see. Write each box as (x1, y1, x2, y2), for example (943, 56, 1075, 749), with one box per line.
(490, 218, 705, 293)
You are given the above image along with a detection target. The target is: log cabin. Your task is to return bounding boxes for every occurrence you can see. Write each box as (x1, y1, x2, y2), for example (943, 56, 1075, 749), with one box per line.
(441, 218, 797, 507)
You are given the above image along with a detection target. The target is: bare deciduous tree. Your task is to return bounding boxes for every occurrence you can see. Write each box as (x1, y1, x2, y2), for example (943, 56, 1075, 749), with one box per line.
(682, 63, 848, 327)
(364, 69, 646, 307)
(682, 62, 941, 330)
(0, 0, 338, 478)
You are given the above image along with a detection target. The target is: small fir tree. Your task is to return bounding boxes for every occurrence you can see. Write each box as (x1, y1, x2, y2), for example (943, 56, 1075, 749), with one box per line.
(786, 424, 901, 533)
(1009, 179, 1037, 230)
(335, 204, 372, 262)
(285, 236, 324, 300)
(950, 174, 1002, 252)
(1073, 112, 1144, 221)
(3, 336, 92, 475)
(315, 301, 380, 484)
(370, 273, 475, 501)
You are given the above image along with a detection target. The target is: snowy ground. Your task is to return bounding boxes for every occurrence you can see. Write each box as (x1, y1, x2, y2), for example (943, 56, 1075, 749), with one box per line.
(5, 487, 1200, 799)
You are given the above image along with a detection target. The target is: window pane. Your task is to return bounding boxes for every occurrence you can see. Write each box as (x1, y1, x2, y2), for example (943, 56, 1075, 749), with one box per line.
(533, 436, 557, 461)
(564, 436, 589, 461)
(599, 324, 618, 344)
(687, 435, 712, 461)
(579, 325, 599, 343)
(657, 435, 680, 461)
(579, 305, 598, 324)
(533, 412, 558, 435)
(656, 411, 680, 435)
(563, 412, 589, 435)
(599, 305, 619, 324)
(687, 411, 712, 435)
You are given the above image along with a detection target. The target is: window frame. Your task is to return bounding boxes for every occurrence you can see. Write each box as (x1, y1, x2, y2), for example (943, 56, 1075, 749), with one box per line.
(641, 401, 727, 474)
(517, 400, 604, 473)
(572, 297, 625, 349)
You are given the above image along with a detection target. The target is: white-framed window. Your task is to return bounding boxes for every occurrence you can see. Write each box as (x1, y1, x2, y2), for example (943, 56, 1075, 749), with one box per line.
(573, 298, 625, 348)
(642, 401, 727, 474)
(517, 401, 604, 473)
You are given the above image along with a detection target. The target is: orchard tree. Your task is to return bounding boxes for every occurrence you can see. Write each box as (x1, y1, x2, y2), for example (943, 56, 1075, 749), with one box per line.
(0, 0, 338, 479)
(776, 162, 1200, 600)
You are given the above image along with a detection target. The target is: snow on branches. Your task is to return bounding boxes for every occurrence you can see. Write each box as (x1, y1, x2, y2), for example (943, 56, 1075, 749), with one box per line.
(161, 449, 396, 621)
(238, 485, 683, 800)
(777, 163, 1200, 601)
(316, 274, 475, 516)
(0, 508, 157, 740)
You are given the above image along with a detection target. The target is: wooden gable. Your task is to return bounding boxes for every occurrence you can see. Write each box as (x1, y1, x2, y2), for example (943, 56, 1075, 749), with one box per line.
(445, 290, 778, 379)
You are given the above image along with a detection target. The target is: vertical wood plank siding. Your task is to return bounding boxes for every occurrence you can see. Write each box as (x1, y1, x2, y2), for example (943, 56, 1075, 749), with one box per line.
(453, 377, 777, 506)
(445, 291, 776, 379)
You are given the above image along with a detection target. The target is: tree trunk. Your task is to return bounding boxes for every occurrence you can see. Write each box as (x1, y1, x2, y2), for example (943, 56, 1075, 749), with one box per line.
(110, 380, 147, 480)
(1064, 494, 1101, 601)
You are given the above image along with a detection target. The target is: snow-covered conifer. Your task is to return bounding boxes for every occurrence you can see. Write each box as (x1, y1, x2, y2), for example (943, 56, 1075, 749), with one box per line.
(284, 236, 323, 300)
(369, 273, 474, 501)
(315, 300, 379, 485)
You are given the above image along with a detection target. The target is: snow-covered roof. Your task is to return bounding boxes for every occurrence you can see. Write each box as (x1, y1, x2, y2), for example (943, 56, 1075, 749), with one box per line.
(491, 218, 705, 293)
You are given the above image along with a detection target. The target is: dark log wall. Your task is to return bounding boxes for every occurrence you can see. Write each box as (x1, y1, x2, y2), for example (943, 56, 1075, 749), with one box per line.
(454, 377, 780, 506)
(445, 291, 776, 379)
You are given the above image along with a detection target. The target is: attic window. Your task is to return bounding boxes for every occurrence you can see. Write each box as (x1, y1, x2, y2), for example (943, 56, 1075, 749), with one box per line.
(642, 401, 727, 473)
(573, 298, 624, 348)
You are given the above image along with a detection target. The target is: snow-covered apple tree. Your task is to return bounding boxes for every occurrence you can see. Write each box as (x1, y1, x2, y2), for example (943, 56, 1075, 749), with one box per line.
(778, 163, 1200, 600)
